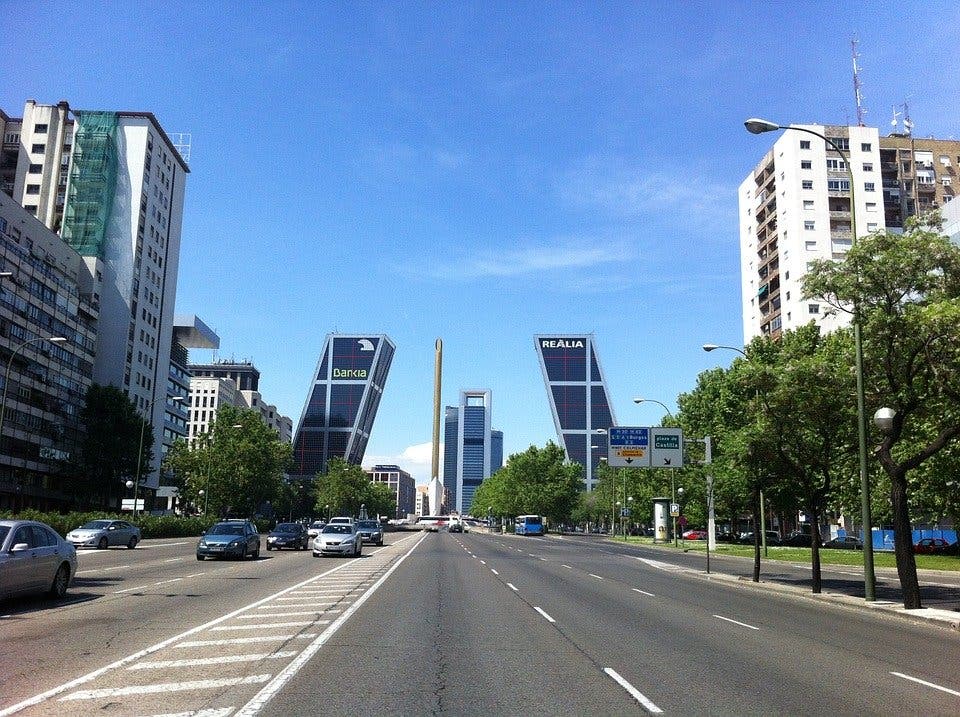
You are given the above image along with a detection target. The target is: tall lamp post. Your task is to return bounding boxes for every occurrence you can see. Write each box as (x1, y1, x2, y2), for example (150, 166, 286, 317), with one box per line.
(633, 397, 681, 546)
(743, 116, 874, 601)
(0, 336, 68, 488)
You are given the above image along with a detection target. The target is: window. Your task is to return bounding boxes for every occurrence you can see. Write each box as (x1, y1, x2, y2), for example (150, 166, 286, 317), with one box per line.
(24, 205, 37, 215)
(826, 158, 846, 171)
(803, 200, 814, 210)
(802, 180, 813, 190)
(862, 163, 873, 172)
(864, 182, 875, 192)
(801, 160, 812, 170)
(31, 143, 46, 154)
(805, 240, 817, 250)
(867, 223, 878, 232)
(861, 142, 871, 152)
(827, 179, 850, 192)
(943, 177, 953, 186)
(866, 202, 877, 211)
(28, 163, 42, 174)
(808, 304, 820, 314)
(800, 140, 811, 149)
(828, 137, 849, 150)
(25, 184, 40, 195)
(804, 220, 815, 230)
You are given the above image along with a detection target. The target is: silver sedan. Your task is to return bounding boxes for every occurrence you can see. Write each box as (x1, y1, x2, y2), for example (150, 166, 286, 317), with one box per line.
(312, 524, 362, 557)
(0, 519, 77, 600)
(66, 519, 141, 549)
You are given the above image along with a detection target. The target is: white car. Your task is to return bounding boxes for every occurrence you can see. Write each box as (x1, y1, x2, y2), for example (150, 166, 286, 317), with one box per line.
(313, 523, 362, 557)
(307, 521, 326, 539)
(328, 516, 354, 525)
(0, 519, 77, 599)
(66, 520, 141, 549)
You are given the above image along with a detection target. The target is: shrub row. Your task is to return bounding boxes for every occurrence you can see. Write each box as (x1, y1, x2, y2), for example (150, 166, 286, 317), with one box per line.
(0, 510, 273, 538)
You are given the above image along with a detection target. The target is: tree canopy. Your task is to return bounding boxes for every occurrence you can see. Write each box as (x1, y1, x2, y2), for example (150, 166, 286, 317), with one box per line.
(312, 457, 396, 520)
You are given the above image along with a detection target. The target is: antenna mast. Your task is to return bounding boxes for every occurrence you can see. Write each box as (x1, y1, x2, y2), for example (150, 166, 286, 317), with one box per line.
(851, 38, 866, 126)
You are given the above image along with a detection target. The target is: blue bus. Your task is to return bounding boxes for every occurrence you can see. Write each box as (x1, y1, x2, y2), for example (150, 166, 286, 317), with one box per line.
(515, 515, 544, 536)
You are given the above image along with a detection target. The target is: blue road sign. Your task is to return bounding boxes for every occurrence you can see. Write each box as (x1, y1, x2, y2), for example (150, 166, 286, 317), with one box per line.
(609, 427, 649, 447)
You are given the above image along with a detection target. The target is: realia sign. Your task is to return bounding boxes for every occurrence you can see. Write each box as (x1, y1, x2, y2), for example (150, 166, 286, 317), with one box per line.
(540, 338, 585, 349)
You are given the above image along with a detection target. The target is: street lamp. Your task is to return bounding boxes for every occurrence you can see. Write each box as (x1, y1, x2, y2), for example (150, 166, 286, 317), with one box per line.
(132, 395, 183, 520)
(745, 116, 875, 601)
(677, 487, 685, 544)
(198, 489, 206, 515)
(0, 337, 68, 489)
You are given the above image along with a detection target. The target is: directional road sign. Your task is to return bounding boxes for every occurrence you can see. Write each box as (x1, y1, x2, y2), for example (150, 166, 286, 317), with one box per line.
(607, 426, 651, 468)
(650, 427, 684, 468)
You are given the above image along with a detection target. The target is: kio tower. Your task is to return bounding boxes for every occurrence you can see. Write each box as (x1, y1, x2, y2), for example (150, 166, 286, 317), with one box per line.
(291, 334, 395, 479)
(534, 334, 616, 490)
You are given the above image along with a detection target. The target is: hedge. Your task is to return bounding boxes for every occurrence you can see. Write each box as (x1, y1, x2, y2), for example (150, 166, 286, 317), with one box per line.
(0, 510, 273, 538)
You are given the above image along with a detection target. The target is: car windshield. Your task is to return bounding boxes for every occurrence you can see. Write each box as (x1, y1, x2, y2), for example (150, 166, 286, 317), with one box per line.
(357, 521, 379, 529)
(310, 522, 324, 529)
(81, 520, 113, 530)
(210, 524, 245, 536)
(274, 523, 299, 532)
(322, 525, 352, 535)
(0, 526, 9, 543)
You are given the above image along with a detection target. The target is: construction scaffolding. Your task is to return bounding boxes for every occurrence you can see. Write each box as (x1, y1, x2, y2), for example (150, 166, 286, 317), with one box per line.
(61, 111, 118, 258)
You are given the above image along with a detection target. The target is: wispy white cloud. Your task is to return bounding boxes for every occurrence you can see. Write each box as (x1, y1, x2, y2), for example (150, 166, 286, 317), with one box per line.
(364, 441, 440, 486)
(559, 158, 738, 236)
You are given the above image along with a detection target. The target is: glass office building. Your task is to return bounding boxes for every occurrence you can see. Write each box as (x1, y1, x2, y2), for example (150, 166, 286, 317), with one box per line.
(291, 334, 395, 478)
(443, 390, 503, 515)
(534, 334, 616, 490)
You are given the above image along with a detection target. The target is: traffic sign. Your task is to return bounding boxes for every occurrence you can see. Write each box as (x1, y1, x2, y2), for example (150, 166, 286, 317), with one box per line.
(608, 427, 651, 467)
(650, 427, 684, 467)
(670, 503, 680, 517)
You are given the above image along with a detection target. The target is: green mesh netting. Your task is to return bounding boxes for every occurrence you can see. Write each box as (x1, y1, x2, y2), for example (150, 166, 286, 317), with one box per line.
(61, 111, 118, 258)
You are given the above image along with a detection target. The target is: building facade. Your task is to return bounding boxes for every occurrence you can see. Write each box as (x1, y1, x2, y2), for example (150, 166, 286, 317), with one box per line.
(739, 124, 960, 343)
(534, 334, 616, 490)
(1, 100, 189, 495)
(443, 390, 503, 515)
(415, 484, 429, 517)
(291, 334, 395, 479)
(0, 191, 98, 510)
(366, 464, 416, 519)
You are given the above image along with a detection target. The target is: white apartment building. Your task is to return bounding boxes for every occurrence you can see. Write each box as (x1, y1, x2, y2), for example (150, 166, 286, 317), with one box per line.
(239, 390, 293, 443)
(1, 100, 189, 492)
(415, 484, 429, 517)
(187, 377, 238, 440)
(738, 125, 883, 342)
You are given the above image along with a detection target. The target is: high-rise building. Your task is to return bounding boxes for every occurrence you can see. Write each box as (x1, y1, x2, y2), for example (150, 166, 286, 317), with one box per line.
(0, 191, 98, 510)
(739, 124, 960, 343)
(1, 100, 189, 496)
(534, 334, 616, 490)
(189, 360, 260, 391)
(443, 390, 503, 514)
(366, 464, 416, 519)
(291, 334, 395, 479)
(415, 484, 429, 517)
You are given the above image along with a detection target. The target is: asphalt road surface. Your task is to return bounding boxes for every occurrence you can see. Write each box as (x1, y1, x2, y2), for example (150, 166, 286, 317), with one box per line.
(3, 531, 960, 716)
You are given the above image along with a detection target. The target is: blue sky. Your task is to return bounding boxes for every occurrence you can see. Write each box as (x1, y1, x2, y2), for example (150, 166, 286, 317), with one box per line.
(3, 2, 959, 484)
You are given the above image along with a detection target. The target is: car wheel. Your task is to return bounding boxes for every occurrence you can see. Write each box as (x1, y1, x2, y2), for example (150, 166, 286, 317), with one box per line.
(266, 545, 272, 551)
(127, 536, 139, 549)
(356, 542, 362, 557)
(377, 540, 383, 546)
(97, 536, 108, 550)
(49, 564, 70, 599)
(196, 554, 204, 561)
(252, 544, 260, 559)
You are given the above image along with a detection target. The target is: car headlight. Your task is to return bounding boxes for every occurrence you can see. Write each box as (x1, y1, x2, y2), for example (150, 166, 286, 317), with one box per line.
(229, 540, 242, 547)
(198, 539, 207, 547)
(340, 538, 354, 545)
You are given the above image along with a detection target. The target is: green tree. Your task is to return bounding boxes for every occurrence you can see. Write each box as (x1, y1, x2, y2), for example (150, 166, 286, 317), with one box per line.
(69, 384, 152, 510)
(165, 405, 292, 519)
(312, 457, 395, 519)
(804, 215, 960, 609)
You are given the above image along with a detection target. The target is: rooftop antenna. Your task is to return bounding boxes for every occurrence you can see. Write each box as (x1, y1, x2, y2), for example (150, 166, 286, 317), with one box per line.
(902, 99, 913, 136)
(890, 104, 901, 133)
(851, 38, 866, 126)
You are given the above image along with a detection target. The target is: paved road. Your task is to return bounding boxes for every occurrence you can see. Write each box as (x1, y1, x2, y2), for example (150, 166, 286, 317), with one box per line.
(3, 531, 960, 715)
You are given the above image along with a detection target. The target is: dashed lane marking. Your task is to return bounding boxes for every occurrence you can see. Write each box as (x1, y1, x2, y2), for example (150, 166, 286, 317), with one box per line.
(603, 668, 663, 714)
(177, 634, 318, 648)
(632, 588, 655, 597)
(713, 615, 759, 630)
(129, 652, 298, 670)
(891, 672, 960, 696)
(507, 583, 519, 592)
(533, 607, 556, 623)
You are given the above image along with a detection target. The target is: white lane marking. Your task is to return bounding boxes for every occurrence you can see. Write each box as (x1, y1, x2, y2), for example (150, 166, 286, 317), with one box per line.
(589, 573, 604, 580)
(891, 672, 960, 696)
(480, 560, 487, 565)
(634, 556, 686, 572)
(234, 534, 428, 716)
(713, 615, 759, 630)
(528, 553, 536, 557)
(562, 565, 572, 569)
(276, 595, 343, 601)
(113, 578, 183, 594)
(533, 607, 556, 623)
(507, 583, 519, 592)
(129, 651, 297, 670)
(210, 621, 318, 631)
(241, 611, 333, 618)
(184, 572, 206, 578)
(132, 709, 233, 717)
(539, 557, 547, 561)
(491, 569, 499, 575)
(632, 588, 655, 597)
(62, 675, 271, 701)
(164, 558, 183, 563)
(178, 634, 318, 648)
(143, 541, 192, 548)
(603, 668, 663, 714)
(76, 565, 128, 575)
(0, 553, 367, 717)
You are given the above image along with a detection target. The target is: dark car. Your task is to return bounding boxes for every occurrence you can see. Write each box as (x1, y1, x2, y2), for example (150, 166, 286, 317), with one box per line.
(266, 522, 309, 551)
(913, 537, 957, 555)
(197, 520, 261, 560)
(356, 519, 384, 546)
(782, 531, 821, 547)
(737, 530, 782, 546)
(823, 536, 863, 550)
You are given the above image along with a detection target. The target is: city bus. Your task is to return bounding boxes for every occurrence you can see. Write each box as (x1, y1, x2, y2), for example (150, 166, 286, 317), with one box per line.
(515, 515, 544, 536)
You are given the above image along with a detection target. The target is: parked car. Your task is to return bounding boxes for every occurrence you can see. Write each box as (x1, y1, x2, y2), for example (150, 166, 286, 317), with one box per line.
(682, 529, 708, 540)
(823, 536, 864, 550)
(737, 531, 782, 546)
(266, 522, 309, 551)
(196, 520, 261, 560)
(307, 521, 326, 539)
(0, 519, 77, 600)
(66, 519, 141, 550)
(328, 516, 354, 526)
(356, 519, 384, 545)
(313, 523, 362, 557)
(913, 537, 958, 555)
(781, 531, 821, 547)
